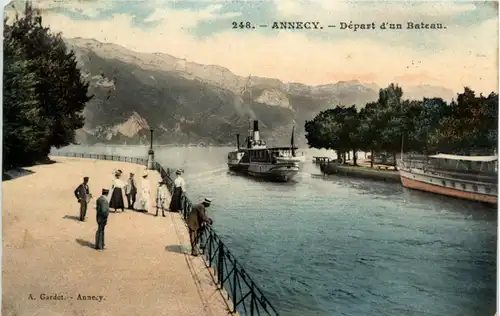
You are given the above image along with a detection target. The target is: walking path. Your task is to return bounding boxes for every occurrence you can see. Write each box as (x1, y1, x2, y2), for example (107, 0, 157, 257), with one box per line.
(2, 157, 232, 316)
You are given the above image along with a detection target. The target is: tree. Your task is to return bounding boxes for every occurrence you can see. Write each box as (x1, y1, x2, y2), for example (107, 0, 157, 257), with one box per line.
(3, 1, 93, 169)
(305, 105, 360, 164)
(407, 98, 449, 154)
(479, 92, 499, 150)
(431, 87, 498, 154)
(3, 32, 51, 169)
(358, 102, 383, 167)
(305, 108, 342, 151)
(376, 84, 404, 168)
(305, 83, 497, 168)
(334, 105, 360, 165)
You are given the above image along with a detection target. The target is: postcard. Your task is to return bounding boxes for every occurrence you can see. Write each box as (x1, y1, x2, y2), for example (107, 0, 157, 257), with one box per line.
(3, 1, 498, 315)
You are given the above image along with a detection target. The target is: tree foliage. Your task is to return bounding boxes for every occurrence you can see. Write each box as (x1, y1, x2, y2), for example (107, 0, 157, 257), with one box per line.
(3, 2, 93, 170)
(305, 105, 361, 164)
(429, 88, 498, 154)
(304, 83, 498, 164)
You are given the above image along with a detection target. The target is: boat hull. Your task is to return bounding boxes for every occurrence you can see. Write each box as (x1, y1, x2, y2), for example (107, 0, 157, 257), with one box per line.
(229, 163, 299, 182)
(228, 163, 249, 173)
(399, 168, 497, 204)
(247, 166, 299, 182)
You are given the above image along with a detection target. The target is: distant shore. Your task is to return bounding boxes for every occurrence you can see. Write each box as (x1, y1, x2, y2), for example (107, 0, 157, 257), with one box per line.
(56, 142, 310, 148)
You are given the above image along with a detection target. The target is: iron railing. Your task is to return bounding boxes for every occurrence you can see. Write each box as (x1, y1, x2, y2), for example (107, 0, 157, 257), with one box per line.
(51, 150, 280, 316)
(51, 151, 149, 165)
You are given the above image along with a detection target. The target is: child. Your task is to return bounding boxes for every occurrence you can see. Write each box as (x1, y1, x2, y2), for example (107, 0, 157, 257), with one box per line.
(155, 178, 168, 217)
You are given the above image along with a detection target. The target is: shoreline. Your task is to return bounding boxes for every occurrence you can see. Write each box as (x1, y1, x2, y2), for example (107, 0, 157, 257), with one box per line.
(3, 156, 232, 316)
(320, 162, 401, 183)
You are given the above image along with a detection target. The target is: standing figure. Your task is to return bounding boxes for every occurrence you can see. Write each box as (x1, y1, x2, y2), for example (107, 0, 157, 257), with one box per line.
(74, 176, 91, 221)
(95, 189, 110, 250)
(109, 169, 126, 212)
(169, 169, 186, 213)
(187, 198, 213, 256)
(125, 172, 137, 210)
(135, 171, 151, 213)
(155, 179, 169, 217)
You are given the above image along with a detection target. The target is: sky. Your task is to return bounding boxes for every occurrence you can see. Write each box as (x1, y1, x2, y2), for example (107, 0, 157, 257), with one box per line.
(3, 0, 499, 94)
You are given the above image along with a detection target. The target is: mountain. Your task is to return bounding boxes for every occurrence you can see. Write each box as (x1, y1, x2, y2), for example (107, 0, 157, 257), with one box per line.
(403, 84, 455, 101)
(65, 37, 455, 146)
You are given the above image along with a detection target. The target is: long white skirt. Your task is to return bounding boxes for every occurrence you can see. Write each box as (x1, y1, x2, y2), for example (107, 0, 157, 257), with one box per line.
(134, 192, 150, 211)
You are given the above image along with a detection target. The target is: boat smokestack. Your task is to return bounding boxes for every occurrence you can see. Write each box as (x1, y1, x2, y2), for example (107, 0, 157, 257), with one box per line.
(236, 133, 240, 150)
(253, 120, 260, 141)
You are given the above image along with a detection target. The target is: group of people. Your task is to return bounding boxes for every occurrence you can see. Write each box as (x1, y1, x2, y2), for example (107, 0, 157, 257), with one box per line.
(107, 169, 152, 213)
(73, 167, 212, 255)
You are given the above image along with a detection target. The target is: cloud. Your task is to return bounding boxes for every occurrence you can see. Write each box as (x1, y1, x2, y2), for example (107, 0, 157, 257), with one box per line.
(143, 4, 241, 26)
(274, 0, 478, 21)
(6, 0, 113, 17)
(5, 1, 498, 95)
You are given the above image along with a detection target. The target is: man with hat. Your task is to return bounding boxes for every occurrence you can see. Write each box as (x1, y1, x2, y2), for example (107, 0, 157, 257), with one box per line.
(95, 188, 110, 250)
(187, 198, 213, 256)
(169, 169, 186, 213)
(125, 172, 137, 210)
(74, 176, 91, 221)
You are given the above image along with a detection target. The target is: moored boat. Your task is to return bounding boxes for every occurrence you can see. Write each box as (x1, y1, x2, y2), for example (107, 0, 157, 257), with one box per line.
(397, 153, 498, 204)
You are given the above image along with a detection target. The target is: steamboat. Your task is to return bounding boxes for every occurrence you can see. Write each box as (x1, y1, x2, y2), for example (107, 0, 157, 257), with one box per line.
(397, 153, 498, 204)
(227, 120, 305, 182)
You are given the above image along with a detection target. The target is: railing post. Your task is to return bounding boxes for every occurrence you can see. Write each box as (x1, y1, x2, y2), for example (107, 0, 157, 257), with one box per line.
(208, 233, 213, 268)
(199, 227, 205, 253)
(250, 283, 255, 316)
(232, 260, 237, 313)
(181, 196, 186, 219)
(218, 240, 224, 287)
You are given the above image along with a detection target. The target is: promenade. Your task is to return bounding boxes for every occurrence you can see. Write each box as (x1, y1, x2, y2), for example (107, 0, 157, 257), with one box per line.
(3, 157, 231, 316)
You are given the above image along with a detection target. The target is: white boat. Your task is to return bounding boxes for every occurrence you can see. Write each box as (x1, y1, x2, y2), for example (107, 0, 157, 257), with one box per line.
(397, 153, 498, 204)
(227, 120, 305, 182)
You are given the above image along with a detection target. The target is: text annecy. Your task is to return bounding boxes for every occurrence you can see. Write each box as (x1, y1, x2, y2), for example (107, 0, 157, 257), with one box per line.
(271, 22, 321, 29)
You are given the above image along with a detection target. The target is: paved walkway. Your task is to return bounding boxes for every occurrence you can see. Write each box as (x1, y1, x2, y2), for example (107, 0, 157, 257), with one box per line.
(2, 157, 232, 316)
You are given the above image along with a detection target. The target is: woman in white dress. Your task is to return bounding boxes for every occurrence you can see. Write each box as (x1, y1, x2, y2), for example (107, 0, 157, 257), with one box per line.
(135, 171, 151, 213)
(109, 169, 126, 212)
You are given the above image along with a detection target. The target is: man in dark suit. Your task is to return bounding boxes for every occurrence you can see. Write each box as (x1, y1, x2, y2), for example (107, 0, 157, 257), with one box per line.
(95, 189, 110, 250)
(125, 172, 137, 209)
(74, 176, 91, 221)
(187, 198, 213, 256)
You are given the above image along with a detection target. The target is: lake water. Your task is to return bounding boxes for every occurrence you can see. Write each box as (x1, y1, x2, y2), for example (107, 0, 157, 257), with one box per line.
(53, 145, 497, 316)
